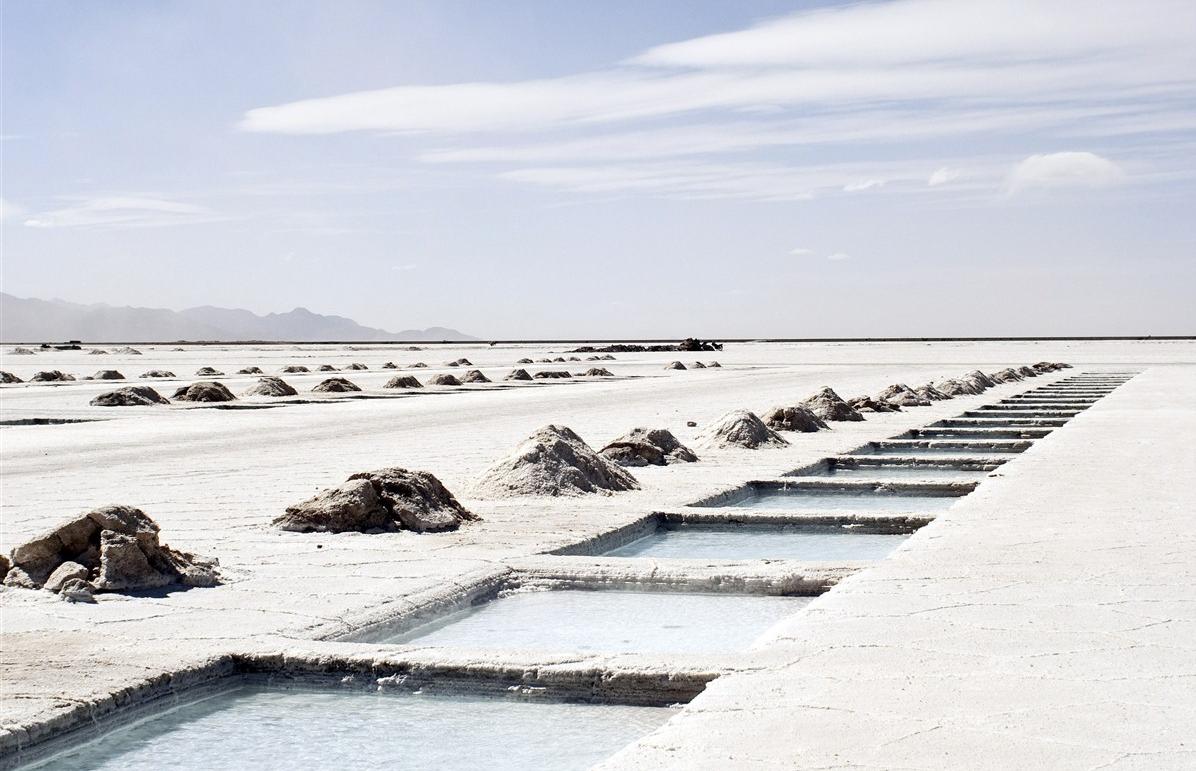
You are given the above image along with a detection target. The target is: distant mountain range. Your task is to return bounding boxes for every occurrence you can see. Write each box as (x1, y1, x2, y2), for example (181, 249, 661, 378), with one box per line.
(0, 293, 476, 342)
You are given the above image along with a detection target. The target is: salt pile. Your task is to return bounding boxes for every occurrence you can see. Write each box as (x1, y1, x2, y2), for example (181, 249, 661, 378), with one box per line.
(534, 371, 571, 379)
(318, 364, 339, 371)
(691, 362, 707, 369)
(87, 349, 108, 355)
(877, 384, 931, 407)
(139, 370, 175, 378)
(382, 362, 398, 369)
(112, 347, 142, 355)
(280, 365, 310, 373)
(698, 409, 788, 449)
(276, 468, 476, 533)
(90, 386, 169, 407)
(990, 368, 1024, 383)
(516, 358, 533, 364)
(31, 371, 75, 382)
(90, 370, 125, 381)
(172, 381, 236, 402)
(312, 377, 361, 392)
(2, 505, 219, 599)
(801, 387, 865, 421)
(505, 369, 533, 381)
(473, 425, 639, 497)
(915, 384, 952, 401)
(1, 371, 23, 383)
(584, 368, 614, 377)
(345, 363, 368, 370)
(243, 377, 298, 397)
(665, 361, 687, 370)
(236, 366, 264, 375)
(383, 375, 422, 389)
(848, 395, 900, 413)
(7, 347, 36, 355)
(429, 374, 461, 386)
(409, 362, 428, 368)
(194, 367, 224, 377)
(600, 428, 698, 467)
(461, 369, 491, 383)
(762, 405, 828, 432)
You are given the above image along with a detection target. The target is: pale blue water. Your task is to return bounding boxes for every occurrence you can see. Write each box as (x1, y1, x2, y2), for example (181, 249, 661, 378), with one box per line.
(858, 444, 1024, 455)
(604, 524, 909, 560)
(30, 685, 672, 771)
(724, 488, 962, 511)
(381, 589, 810, 654)
(812, 465, 990, 479)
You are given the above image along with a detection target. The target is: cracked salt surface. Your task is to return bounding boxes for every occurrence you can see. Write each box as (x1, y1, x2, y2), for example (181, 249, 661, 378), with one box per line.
(376, 589, 811, 654)
(603, 523, 910, 561)
(26, 685, 673, 771)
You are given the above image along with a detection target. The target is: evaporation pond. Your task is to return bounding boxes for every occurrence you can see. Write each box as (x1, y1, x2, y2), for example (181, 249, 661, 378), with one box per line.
(605, 523, 910, 561)
(31, 685, 673, 771)
(815, 465, 991, 480)
(378, 590, 810, 654)
(722, 487, 961, 511)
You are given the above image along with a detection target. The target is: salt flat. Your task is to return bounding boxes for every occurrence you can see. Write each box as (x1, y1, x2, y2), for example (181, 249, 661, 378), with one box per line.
(1, 340, 1194, 768)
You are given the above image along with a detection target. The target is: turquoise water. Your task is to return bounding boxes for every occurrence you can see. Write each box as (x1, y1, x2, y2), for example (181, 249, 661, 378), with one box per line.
(30, 685, 674, 771)
(604, 523, 909, 561)
(381, 589, 810, 654)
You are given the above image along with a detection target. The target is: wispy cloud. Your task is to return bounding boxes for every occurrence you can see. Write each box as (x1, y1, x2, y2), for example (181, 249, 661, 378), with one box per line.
(22, 196, 224, 229)
(826, 252, 852, 261)
(1006, 152, 1125, 193)
(928, 167, 963, 186)
(790, 247, 814, 256)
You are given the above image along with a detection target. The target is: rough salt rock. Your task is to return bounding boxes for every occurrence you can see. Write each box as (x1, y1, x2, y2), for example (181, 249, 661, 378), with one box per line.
(275, 478, 392, 533)
(382, 362, 398, 369)
(280, 365, 310, 373)
(194, 366, 224, 377)
(3, 504, 218, 593)
(516, 358, 533, 364)
(915, 384, 952, 401)
(461, 369, 491, 383)
(90, 386, 170, 407)
(935, 378, 984, 396)
(505, 369, 533, 381)
(801, 387, 864, 422)
(473, 425, 639, 498)
(1, 371, 23, 383)
(58, 577, 96, 603)
(429, 373, 462, 386)
(762, 405, 828, 433)
(848, 395, 900, 413)
(584, 368, 614, 377)
(31, 370, 75, 382)
(236, 366, 264, 375)
(600, 428, 699, 467)
(348, 468, 477, 532)
(172, 381, 236, 402)
(312, 377, 361, 393)
(91, 369, 126, 380)
(0, 553, 9, 582)
(112, 346, 142, 355)
(698, 410, 788, 449)
(877, 384, 931, 407)
(318, 364, 339, 371)
(990, 368, 1024, 383)
(384, 375, 423, 389)
(139, 369, 175, 378)
(243, 376, 297, 397)
(665, 361, 687, 370)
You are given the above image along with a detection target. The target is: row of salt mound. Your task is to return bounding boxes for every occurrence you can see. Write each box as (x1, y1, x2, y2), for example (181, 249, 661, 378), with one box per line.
(665, 361, 721, 370)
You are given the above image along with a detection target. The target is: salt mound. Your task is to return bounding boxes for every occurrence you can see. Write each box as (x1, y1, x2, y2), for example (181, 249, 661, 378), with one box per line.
(280, 365, 310, 373)
(516, 358, 533, 364)
(139, 370, 175, 378)
(990, 368, 1024, 383)
(584, 368, 614, 377)
(112, 347, 142, 355)
(172, 381, 236, 402)
(665, 361, 687, 370)
(553, 357, 566, 362)
(473, 425, 639, 498)
(877, 384, 931, 407)
(915, 384, 952, 401)
(277, 468, 476, 533)
(445, 358, 472, 367)
(691, 361, 706, 369)
(312, 377, 361, 392)
(1017, 365, 1038, 378)
(90, 386, 169, 407)
(382, 362, 398, 369)
(1032, 361, 1064, 372)
(534, 371, 571, 379)
(801, 387, 864, 421)
(3, 505, 218, 596)
(91, 370, 125, 381)
(848, 395, 900, 413)
(461, 369, 491, 383)
(699, 410, 788, 449)
(345, 363, 368, 370)
(409, 362, 428, 368)
(762, 405, 827, 433)
(236, 366, 264, 375)
(965, 370, 997, 388)
(318, 364, 339, 371)
(31, 370, 75, 382)
(88, 349, 108, 355)
(195, 366, 224, 377)
(505, 369, 533, 381)
(8, 347, 36, 355)
(706, 361, 721, 367)
(384, 375, 422, 389)
(429, 373, 461, 386)
(600, 428, 699, 467)
(935, 378, 984, 396)
(244, 376, 297, 397)
(1, 371, 22, 383)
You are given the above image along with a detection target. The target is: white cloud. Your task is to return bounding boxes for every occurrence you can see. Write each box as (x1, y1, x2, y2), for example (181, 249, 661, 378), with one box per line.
(23, 196, 222, 229)
(790, 247, 814, 256)
(843, 179, 885, 192)
(827, 253, 852, 261)
(928, 167, 963, 186)
(1006, 152, 1125, 193)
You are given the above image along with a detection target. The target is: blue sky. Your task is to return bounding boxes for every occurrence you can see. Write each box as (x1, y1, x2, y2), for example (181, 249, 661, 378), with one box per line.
(3, 0, 1194, 337)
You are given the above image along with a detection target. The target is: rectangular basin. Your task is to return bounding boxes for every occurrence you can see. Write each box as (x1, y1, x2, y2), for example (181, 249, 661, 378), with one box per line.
(28, 684, 674, 771)
(373, 589, 810, 654)
(603, 521, 914, 561)
(852, 440, 1032, 455)
(697, 480, 973, 511)
(900, 427, 1051, 439)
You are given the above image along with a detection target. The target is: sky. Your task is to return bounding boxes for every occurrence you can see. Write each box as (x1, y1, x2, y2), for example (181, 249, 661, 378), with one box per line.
(2, 0, 1195, 338)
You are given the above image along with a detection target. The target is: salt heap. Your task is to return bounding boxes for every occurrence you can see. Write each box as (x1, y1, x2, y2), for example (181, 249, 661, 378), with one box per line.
(139, 370, 175, 378)
(236, 366, 264, 375)
(505, 369, 533, 381)
(112, 346, 142, 355)
(801, 387, 864, 421)
(280, 365, 310, 373)
(382, 362, 398, 369)
(276, 468, 476, 533)
(698, 409, 788, 449)
(318, 364, 339, 372)
(195, 366, 224, 377)
(691, 362, 707, 369)
(384, 375, 422, 389)
(461, 369, 491, 383)
(915, 383, 952, 401)
(473, 425, 639, 497)
(534, 371, 571, 379)
(584, 367, 614, 377)
(88, 349, 108, 355)
(877, 384, 931, 407)
(665, 361, 687, 370)
(990, 368, 1024, 383)
(600, 428, 699, 467)
(0, 371, 22, 383)
(7, 347, 36, 355)
(935, 378, 984, 396)
(172, 381, 236, 402)
(429, 373, 461, 386)
(2, 505, 219, 599)
(90, 386, 170, 407)
(345, 363, 368, 370)
(31, 371, 75, 382)
(91, 370, 125, 380)
(312, 377, 361, 392)
(965, 370, 998, 389)
(848, 395, 900, 413)
(409, 362, 428, 368)
(516, 358, 533, 364)
(762, 405, 828, 432)
(243, 376, 297, 397)
(1017, 365, 1039, 378)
